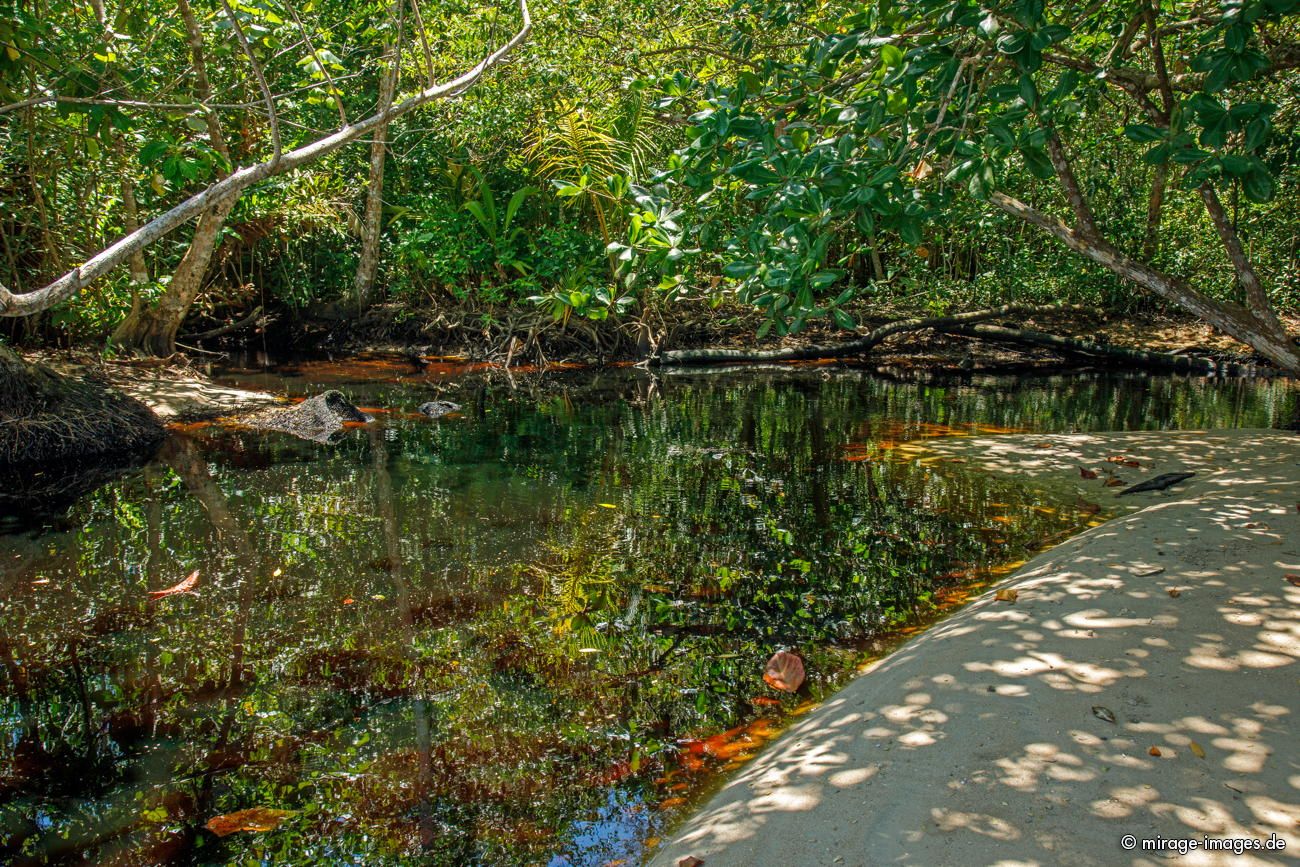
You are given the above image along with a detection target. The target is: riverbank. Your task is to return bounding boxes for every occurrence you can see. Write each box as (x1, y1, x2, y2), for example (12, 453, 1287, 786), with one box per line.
(651, 429, 1300, 867)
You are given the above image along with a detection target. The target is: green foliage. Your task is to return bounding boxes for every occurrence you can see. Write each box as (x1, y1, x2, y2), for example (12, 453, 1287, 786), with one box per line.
(650, 0, 1300, 333)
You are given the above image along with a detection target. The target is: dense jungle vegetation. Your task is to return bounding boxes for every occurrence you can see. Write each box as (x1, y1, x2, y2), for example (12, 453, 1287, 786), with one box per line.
(1, 0, 1299, 367)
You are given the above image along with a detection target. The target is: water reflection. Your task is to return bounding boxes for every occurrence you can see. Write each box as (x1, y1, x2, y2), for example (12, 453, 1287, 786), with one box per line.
(0, 367, 1295, 865)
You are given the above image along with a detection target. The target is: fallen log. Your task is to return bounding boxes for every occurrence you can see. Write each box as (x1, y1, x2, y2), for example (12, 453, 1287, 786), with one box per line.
(941, 324, 1266, 375)
(654, 303, 1082, 366)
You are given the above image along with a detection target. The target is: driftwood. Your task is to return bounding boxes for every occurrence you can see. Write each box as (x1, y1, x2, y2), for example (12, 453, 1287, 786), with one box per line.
(182, 306, 267, 342)
(942, 324, 1266, 374)
(655, 303, 1082, 365)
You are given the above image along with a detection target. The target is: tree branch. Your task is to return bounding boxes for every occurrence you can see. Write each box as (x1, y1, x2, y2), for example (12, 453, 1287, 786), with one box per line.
(219, 0, 281, 163)
(0, 0, 531, 318)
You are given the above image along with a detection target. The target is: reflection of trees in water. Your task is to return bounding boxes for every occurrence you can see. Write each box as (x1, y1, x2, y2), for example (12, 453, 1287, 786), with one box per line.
(0, 370, 1295, 864)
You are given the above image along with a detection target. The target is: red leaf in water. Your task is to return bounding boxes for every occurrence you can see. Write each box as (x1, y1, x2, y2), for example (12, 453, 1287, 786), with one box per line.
(148, 570, 199, 600)
(763, 650, 805, 693)
(205, 807, 296, 837)
(1079, 467, 1099, 479)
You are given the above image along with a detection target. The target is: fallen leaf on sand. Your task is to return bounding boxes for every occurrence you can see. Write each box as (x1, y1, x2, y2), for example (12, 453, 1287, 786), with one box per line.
(679, 858, 706, 867)
(1092, 705, 1117, 724)
(1285, 574, 1300, 587)
(342, 598, 355, 605)
(1105, 478, 1125, 487)
(1076, 499, 1101, 515)
(1079, 467, 1099, 479)
(763, 650, 805, 693)
(1134, 566, 1165, 577)
(1242, 522, 1269, 529)
(148, 570, 199, 600)
(1167, 588, 1182, 598)
(206, 807, 296, 837)
(1034, 442, 1055, 449)
(1189, 741, 1206, 758)
(994, 588, 1019, 603)
(1149, 746, 1162, 757)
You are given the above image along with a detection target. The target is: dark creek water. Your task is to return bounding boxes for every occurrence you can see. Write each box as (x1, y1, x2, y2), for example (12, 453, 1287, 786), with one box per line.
(1, 361, 1296, 866)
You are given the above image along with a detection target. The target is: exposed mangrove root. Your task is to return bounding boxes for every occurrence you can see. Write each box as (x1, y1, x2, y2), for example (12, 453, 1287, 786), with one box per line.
(653, 303, 1083, 366)
(0, 345, 164, 468)
(182, 305, 268, 342)
(942, 324, 1268, 375)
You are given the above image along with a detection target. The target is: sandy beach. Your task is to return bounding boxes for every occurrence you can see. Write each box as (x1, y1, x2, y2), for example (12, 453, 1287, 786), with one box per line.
(651, 429, 1300, 867)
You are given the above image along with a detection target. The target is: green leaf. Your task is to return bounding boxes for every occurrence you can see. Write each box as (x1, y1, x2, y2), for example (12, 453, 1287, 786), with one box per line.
(1241, 170, 1274, 203)
(1123, 124, 1166, 143)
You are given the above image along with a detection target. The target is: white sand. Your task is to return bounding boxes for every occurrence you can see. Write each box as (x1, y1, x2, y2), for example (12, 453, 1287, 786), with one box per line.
(651, 429, 1300, 867)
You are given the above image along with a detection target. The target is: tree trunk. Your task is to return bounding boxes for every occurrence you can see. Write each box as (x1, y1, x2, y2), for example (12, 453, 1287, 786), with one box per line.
(111, 0, 234, 356)
(989, 191, 1300, 373)
(0, 0, 532, 320)
(354, 28, 400, 310)
(111, 196, 237, 355)
(1142, 164, 1167, 259)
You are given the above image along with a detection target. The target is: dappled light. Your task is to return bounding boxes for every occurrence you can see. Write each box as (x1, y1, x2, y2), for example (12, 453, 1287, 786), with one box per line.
(651, 427, 1300, 867)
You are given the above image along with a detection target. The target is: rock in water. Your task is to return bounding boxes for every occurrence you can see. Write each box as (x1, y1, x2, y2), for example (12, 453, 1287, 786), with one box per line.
(418, 400, 461, 419)
(1117, 471, 1195, 496)
(247, 390, 372, 443)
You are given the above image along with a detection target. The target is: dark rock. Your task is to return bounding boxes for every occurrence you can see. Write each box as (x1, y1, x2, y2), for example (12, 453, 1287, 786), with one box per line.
(418, 400, 461, 419)
(247, 390, 373, 443)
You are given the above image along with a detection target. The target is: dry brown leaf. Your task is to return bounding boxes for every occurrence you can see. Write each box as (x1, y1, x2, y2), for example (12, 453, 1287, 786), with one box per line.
(994, 588, 1019, 603)
(1092, 705, 1117, 724)
(763, 650, 805, 693)
(1167, 588, 1182, 598)
(1076, 499, 1101, 515)
(1148, 746, 1161, 756)
(148, 570, 199, 600)
(1104, 478, 1124, 487)
(679, 857, 706, 867)
(1189, 741, 1206, 758)
(1285, 574, 1300, 587)
(1079, 467, 1099, 479)
(205, 807, 296, 837)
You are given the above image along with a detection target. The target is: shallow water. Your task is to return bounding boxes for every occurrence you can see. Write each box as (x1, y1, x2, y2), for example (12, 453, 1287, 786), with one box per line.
(0, 362, 1294, 865)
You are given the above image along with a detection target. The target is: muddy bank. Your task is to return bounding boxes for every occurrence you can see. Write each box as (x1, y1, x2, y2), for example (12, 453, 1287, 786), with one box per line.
(651, 429, 1300, 866)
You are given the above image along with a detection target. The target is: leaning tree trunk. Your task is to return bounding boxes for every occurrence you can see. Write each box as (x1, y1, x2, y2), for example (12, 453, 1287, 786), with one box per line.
(111, 196, 237, 355)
